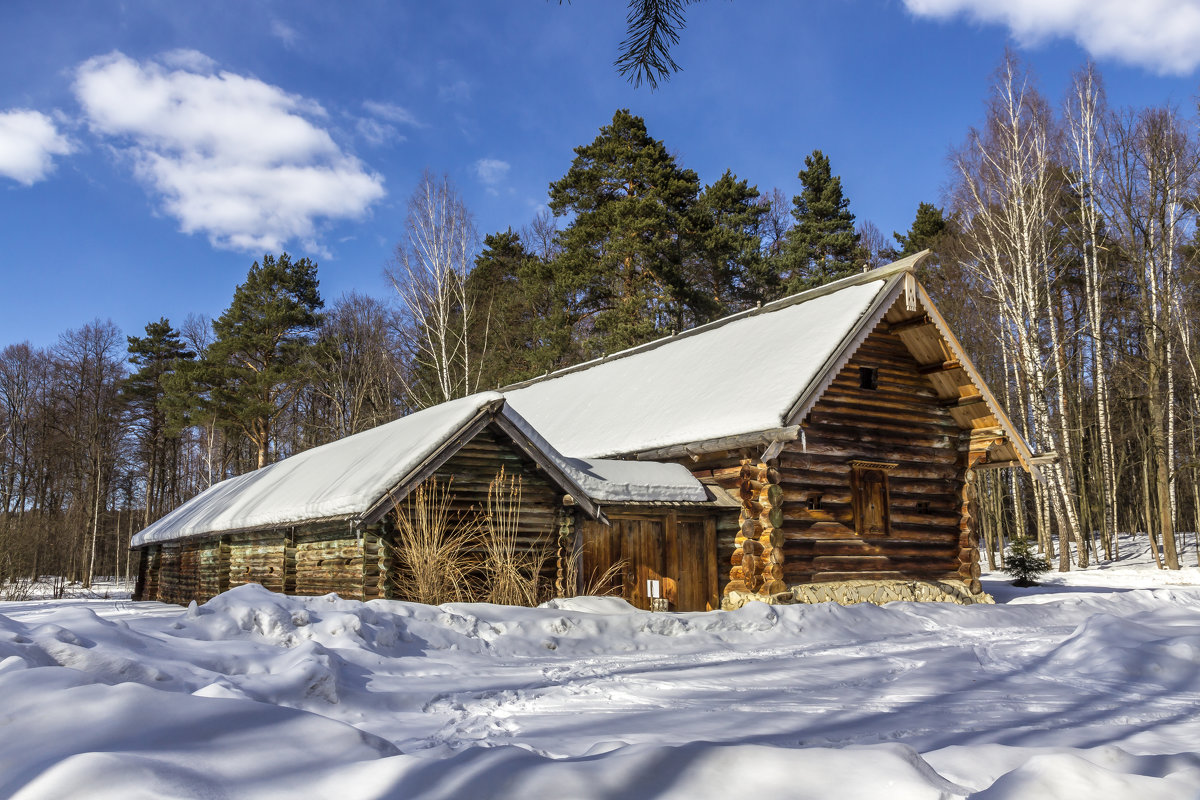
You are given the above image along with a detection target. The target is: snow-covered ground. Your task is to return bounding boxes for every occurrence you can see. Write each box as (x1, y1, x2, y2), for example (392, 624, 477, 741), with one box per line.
(2, 538, 1200, 799)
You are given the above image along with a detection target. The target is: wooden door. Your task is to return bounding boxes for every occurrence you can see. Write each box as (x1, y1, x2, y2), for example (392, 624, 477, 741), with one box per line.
(669, 516, 719, 611)
(580, 514, 719, 612)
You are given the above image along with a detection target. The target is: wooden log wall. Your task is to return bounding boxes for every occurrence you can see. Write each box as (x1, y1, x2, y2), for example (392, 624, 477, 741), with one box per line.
(295, 524, 367, 598)
(157, 544, 191, 606)
(688, 456, 758, 598)
(781, 324, 968, 586)
(363, 525, 390, 601)
(198, 538, 228, 600)
(389, 423, 564, 601)
(228, 530, 286, 593)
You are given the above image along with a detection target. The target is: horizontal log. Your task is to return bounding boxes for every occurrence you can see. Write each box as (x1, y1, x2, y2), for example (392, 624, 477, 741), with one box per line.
(808, 544, 959, 560)
(812, 556, 891, 571)
(808, 569, 961, 583)
(789, 553, 961, 572)
(783, 526, 965, 544)
(815, 393, 954, 420)
(785, 429, 957, 454)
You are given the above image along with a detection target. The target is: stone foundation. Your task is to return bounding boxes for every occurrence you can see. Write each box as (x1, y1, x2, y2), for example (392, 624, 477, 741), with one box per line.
(722, 579, 993, 610)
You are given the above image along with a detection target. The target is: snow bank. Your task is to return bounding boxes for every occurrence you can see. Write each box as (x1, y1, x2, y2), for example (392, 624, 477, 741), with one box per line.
(3, 580, 1200, 798)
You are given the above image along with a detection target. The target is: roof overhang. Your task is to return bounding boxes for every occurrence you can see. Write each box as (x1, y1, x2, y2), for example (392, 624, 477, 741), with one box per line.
(359, 399, 607, 526)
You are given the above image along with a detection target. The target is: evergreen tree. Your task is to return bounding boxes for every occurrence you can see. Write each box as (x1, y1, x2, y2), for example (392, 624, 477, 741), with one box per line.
(124, 319, 193, 525)
(893, 201, 949, 257)
(181, 253, 324, 471)
(780, 150, 863, 292)
(1003, 537, 1050, 587)
(548, 109, 701, 355)
(684, 170, 773, 321)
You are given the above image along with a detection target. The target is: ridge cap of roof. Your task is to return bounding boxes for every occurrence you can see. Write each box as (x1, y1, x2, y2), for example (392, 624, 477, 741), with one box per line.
(501, 251, 931, 392)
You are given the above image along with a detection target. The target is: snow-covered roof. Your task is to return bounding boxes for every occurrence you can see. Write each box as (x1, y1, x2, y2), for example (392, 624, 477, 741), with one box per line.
(132, 393, 708, 547)
(134, 250, 1035, 547)
(503, 268, 903, 458)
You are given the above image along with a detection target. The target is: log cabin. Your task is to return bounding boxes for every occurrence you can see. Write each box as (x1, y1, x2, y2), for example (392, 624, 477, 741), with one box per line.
(133, 251, 1038, 611)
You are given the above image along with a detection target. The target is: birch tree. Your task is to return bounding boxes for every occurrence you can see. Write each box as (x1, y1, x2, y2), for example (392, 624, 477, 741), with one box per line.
(1099, 107, 1197, 569)
(950, 52, 1085, 568)
(388, 171, 484, 408)
(1063, 63, 1119, 560)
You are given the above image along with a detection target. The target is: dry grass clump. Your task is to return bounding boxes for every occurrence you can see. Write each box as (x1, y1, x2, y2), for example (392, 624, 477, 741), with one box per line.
(480, 467, 549, 606)
(388, 478, 481, 605)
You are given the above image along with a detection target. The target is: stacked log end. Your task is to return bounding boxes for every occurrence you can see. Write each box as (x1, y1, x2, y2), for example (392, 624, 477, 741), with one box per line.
(555, 509, 575, 597)
(957, 469, 982, 594)
(726, 459, 786, 597)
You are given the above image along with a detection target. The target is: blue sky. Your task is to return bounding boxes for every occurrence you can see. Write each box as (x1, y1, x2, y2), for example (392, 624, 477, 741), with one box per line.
(3, 0, 1200, 349)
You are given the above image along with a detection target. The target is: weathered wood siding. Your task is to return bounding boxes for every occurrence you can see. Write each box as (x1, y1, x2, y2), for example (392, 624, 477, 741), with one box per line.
(140, 545, 160, 601)
(388, 423, 564, 601)
(228, 530, 286, 593)
(295, 525, 366, 598)
(781, 323, 966, 584)
(197, 538, 227, 601)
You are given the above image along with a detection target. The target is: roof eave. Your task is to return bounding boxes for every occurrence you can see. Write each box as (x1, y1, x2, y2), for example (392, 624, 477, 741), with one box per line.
(782, 269, 914, 428)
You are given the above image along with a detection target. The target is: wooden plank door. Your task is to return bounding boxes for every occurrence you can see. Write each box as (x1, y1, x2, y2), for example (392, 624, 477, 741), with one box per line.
(622, 519, 665, 611)
(670, 516, 719, 612)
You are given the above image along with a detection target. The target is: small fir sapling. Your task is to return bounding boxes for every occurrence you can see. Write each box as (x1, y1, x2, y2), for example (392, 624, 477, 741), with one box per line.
(1003, 537, 1050, 587)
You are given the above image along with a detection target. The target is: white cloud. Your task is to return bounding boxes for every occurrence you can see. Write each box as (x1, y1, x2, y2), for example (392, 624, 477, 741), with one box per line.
(904, 0, 1200, 74)
(356, 118, 405, 147)
(73, 51, 384, 252)
(474, 158, 510, 186)
(0, 109, 73, 185)
(356, 101, 422, 147)
(270, 20, 300, 48)
(158, 49, 216, 73)
(362, 101, 422, 127)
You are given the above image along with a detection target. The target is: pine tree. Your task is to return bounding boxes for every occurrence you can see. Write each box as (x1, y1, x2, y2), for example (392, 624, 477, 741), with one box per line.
(183, 254, 324, 471)
(684, 170, 772, 321)
(779, 150, 863, 292)
(464, 229, 574, 389)
(1003, 537, 1050, 587)
(124, 319, 193, 525)
(893, 202, 949, 257)
(548, 109, 701, 355)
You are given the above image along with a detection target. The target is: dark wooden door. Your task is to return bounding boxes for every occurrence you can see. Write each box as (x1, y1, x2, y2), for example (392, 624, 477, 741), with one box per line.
(581, 514, 718, 611)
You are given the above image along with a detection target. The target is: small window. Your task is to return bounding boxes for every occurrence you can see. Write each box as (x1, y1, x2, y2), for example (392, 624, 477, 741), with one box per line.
(859, 367, 878, 390)
(807, 494, 823, 511)
(916, 500, 931, 514)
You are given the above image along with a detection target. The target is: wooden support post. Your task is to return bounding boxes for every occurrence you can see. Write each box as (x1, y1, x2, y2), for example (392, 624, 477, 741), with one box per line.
(362, 521, 392, 601)
(217, 536, 231, 595)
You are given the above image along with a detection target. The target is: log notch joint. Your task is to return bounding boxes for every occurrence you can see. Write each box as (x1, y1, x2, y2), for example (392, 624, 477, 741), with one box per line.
(727, 458, 786, 597)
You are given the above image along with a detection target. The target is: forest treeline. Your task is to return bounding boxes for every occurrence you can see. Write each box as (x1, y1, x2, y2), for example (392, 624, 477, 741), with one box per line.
(2, 53, 1198, 588)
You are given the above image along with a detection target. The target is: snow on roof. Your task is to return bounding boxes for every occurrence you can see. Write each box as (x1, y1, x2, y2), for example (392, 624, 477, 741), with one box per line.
(500, 406, 708, 504)
(503, 277, 892, 458)
(133, 266, 909, 546)
(132, 393, 505, 546)
(132, 393, 709, 546)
